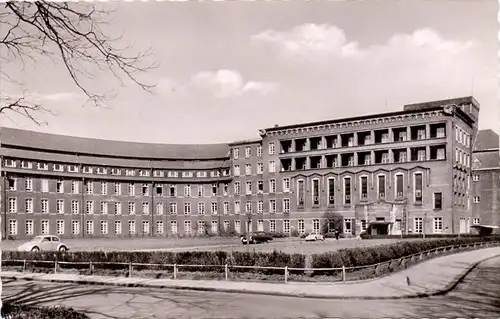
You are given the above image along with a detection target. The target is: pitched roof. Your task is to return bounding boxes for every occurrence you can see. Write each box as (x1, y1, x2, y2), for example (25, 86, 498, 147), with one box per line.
(472, 151, 500, 169)
(474, 129, 499, 151)
(0, 128, 230, 160)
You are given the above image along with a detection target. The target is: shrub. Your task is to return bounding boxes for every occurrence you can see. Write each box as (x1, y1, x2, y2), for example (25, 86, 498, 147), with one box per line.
(1, 302, 89, 319)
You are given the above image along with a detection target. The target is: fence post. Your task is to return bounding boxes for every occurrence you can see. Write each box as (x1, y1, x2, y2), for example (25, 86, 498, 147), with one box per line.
(284, 266, 288, 283)
(342, 265, 346, 282)
(173, 264, 177, 280)
(22, 260, 26, 273)
(89, 261, 93, 275)
(225, 264, 228, 281)
(129, 263, 133, 277)
(54, 260, 58, 274)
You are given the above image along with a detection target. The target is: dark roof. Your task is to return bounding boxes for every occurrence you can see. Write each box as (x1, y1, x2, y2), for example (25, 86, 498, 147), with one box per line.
(472, 151, 500, 169)
(0, 128, 230, 160)
(229, 138, 262, 146)
(403, 96, 479, 111)
(474, 129, 499, 151)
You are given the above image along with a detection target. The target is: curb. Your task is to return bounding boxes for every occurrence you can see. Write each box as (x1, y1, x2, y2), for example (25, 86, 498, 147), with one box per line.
(3, 253, 500, 301)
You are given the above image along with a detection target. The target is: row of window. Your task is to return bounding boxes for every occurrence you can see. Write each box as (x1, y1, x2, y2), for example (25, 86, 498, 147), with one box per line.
(455, 148, 471, 167)
(7, 198, 291, 215)
(8, 216, 481, 237)
(2, 159, 230, 178)
(455, 125, 471, 148)
(233, 145, 263, 159)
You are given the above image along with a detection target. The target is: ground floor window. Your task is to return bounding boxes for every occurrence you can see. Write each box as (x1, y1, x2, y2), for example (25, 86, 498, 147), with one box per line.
(223, 220, 229, 231)
(41, 220, 49, 235)
(414, 217, 423, 233)
(86, 220, 94, 234)
(283, 220, 290, 233)
(128, 221, 136, 234)
(142, 221, 150, 234)
(114, 221, 121, 235)
(170, 221, 178, 234)
(184, 220, 192, 234)
(56, 220, 64, 235)
(269, 220, 276, 233)
(361, 220, 367, 231)
(257, 220, 264, 232)
(25, 220, 34, 235)
(235, 220, 241, 233)
(394, 219, 401, 233)
(211, 220, 218, 234)
(473, 218, 480, 225)
(100, 221, 108, 235)
(298, 219, 305, 234)
(9, 220, 17, 236)
(197, 220, 205, 234)
(156, 221, 164, 234)
(344, 219, 351, 234)
(433, 217, 443, 233)
(313, 219, 320, 233)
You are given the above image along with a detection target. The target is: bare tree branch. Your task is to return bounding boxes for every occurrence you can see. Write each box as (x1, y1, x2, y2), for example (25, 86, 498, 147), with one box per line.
(0, 1, 158, 124)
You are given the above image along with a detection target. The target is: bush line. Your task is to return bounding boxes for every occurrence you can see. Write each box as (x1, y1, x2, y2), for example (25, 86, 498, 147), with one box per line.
(1, 302, 89, 319)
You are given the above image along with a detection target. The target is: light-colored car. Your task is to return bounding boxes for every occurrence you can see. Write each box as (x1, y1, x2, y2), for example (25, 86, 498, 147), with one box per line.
(305, 233, 325, 242)
(17, 235, 69, 252)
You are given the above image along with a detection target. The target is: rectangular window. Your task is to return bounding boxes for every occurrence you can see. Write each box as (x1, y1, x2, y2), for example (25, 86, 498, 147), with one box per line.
(41, 220, 49, 235)
(257, 163, 264, 174)
(414, 217, 423, 233)
(101, 182, 107, 195)
(170, 203, 177, 215)
(344, 177, 351, 205)
(142, 184, 149, 196)
(473, 218, 480, 225)
(234, 220, 241, 233)
(128, 183, 135, 196)
(26, 198, 33, 213)
(184, 202, 191, 215)
(142, 202, 149, 215)
(184, 185, 191, 197)
(257, 181, 263, 193)
(472, 174, 480, 181)
(269, 179, 276, 193)
(198, 202, 205, 215)
(473, 196, 480, 203)
(313, 219, 320, 233)
(71, 181, 79, 194)
(433, 217, 443, 233)
(257, 219, 264, 232)
(233, 165, 240, 176)
(233, 148, 239, 159)
(142, 221, 150, 234)
(56, 199, 64, 214)
(72, 220, 80, 235)
(211, 220, 218, 234)
(156, 202, 163, 215)
(156, 184, 163, 196)
(327, 178, 335, 205)
(211, 202, 218, 215)
(223, 201, 229, 214)
(197, 185, 204, 197)
(25, 178, 33, 191)
(378, 175, 386, 199)
(245, 201, 252, 214)
(156, 221, 164, 235)
(283, 199, 290, 213)
(101, 201, 108, 215)
(269, 199, 276, 214)
(298, 219, 305, 234)
(128, 202, 136, 215)
(344, 219, 352, 234)
(86, 181, 93, 194)
(128, 221, 136, 234)
(114, 221, 122, 234)
(41, 199, 49, 214)
(297, 180, 305, 208)
(170, 221, 178, 234)
(269, 220, 276, 233)
(9, 220, 18, 236)
(283, 178, 290, 192)
(268, 160, 276, 173)
(22, 161, 33, 169)
(84, 200, 95, 215)
(245, 181, 252, 195)
(8, 198, 17, 213)
(86, 220, 94, 234)
(257, 145, 263, 157)
(100, 220, 108, 235)
(245, 164, 252, 175)
(71, 200, 79, 214)
(396, 174, 404, 199)
(184, 220, 192, 235)
(414, 173, 423, 204)
(234, 201, 241, 214)
(234, 182, 241, 195)
(258, 200, 264, 214)
(269, 142, 275, 155)
(312, 179, 320, 205)
(114, 202, 122, 215)
(360, 176, 368, 201)
(283, 220, 290, 233)
(25, 220, 34, 235)
(245, 146, 251, 158)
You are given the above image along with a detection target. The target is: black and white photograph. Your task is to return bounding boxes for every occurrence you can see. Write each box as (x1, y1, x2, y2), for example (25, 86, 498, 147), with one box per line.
(0, 0, 499, 318)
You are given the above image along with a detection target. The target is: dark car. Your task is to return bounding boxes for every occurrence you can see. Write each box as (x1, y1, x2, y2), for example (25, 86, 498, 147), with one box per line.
(241, 231, 273, 245)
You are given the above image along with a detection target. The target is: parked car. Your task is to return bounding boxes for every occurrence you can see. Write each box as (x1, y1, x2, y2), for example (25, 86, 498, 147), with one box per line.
(305, 233, 325, 242)
(17, 235, 69, 252)
(241, 231, 273, 245)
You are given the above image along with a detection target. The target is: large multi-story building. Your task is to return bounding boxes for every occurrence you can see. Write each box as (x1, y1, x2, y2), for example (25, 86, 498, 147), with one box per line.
(471, 129, 500, 233)
(0, 96, 487, 239)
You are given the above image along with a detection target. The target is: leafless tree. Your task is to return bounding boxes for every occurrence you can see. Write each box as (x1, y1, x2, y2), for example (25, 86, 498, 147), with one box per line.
(0, 1, 158, 125)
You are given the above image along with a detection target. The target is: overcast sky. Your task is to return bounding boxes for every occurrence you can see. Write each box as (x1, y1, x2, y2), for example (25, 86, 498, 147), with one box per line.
(1, 0, 498, 144)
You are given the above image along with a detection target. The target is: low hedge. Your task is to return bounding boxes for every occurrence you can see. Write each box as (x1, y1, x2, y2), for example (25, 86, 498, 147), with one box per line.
(311, 236, 500, 270)
(1, 302, 89, 319)
(2, 250, 306, 275)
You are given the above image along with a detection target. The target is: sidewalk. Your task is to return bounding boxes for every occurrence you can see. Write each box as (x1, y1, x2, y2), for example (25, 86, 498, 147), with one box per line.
(2, 247, 500, 300)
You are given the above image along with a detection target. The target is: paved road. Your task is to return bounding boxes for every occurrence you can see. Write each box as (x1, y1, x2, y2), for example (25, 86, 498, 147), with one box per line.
(3, 257, 500, 319)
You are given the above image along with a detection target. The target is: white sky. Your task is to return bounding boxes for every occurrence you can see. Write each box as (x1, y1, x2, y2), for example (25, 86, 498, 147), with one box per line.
(1, 0, 498, 144)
